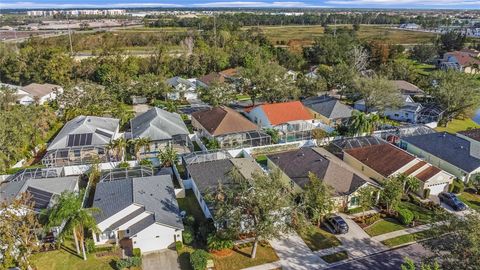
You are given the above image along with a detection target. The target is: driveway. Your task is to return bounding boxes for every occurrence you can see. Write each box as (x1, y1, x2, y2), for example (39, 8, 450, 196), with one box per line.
(430, 195, 473, 218)
(335, 213, 386, 258)
(142, 249, 180, 270)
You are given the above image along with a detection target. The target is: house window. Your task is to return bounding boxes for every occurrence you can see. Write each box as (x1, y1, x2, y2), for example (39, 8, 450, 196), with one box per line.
(154, 143, 158, 150)
(126, 229, 130, 234)
(350, 196, 359, 206)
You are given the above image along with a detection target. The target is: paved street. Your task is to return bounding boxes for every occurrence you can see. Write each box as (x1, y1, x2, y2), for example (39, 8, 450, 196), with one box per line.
(326, 243, 432, 270)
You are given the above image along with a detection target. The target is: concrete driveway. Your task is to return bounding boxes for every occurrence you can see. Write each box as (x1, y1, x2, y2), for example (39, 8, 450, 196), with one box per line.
(430, 195, 472, 218)
(335, 213, 386, 258)
(142, 249, 180, 270)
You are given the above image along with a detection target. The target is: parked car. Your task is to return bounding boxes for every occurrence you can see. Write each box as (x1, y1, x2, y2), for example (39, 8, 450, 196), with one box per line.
(439, 192, 467, 211)
(325, 215, 349, 234)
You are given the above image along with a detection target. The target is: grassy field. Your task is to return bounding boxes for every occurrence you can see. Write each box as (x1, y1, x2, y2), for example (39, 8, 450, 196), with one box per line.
(31, 241, 120, 270)
(298, 225, 341, 251)
(212, 244, 279, 270)
(321, 251, 348, 263)
(243, 24, 437, 45)
(458, 192, 480, 212)
(381, 230, 433, 248)
(435, 118, 480, 134)
(364, 218, 407, 237)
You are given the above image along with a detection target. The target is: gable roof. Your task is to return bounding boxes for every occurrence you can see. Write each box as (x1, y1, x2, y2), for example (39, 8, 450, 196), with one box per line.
(93, 175, 183, 230)
(267, 147, 377, 196)
(303, 96, 353, 120)
(392, 80, 424, 96)
(0, 176, 79, 211)
(166, 76, 195, 88)
(186, 157, 262, 195)
(445, 51, 480, 67)
(403, 132, 480, 172)
(47, 115, 119, 151)
(131, 107, 189, 141)
(192, 106, 257, 136)
(197, 72, 225, 86)
(251, 101, 313, 126)
(345, 144, 416, 177)
(22, 83, 61, 97)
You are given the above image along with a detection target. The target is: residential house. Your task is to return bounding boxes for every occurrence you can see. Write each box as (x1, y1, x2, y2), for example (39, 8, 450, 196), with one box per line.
(392, 80, 425, 97)
(399, 23, 421, 29)
(166, 76, 197, 100)
(196, 72, 225, 89)
(92, 175, 184, 253)
(16, 83, 63, 105)
(303, 96, 353, 127)
(245, 101, 315, 133)
(344, 143, 455, 196)
(191, 106, 268, 148)
(185, 157, 262, 219)
(438, 50, 480, 74)
(383, 95, 423, 123)
(266, 147, 380, 210)
(42, 115, 121, 167)
(401, 131, 480, 182)
(130, 107, 191, 155)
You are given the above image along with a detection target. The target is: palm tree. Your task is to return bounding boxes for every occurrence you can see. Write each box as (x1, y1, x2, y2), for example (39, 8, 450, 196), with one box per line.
(112, 138, 127, 161)
(105, 140, 116, 160)
(350, 111, 381, 136)
(44, 191, 99, 261)
(158, 145, 178, 167)
(132, 137, 151, 160)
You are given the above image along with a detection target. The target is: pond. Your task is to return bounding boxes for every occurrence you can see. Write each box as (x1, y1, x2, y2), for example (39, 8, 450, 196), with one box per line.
(473, 108, 480, 124)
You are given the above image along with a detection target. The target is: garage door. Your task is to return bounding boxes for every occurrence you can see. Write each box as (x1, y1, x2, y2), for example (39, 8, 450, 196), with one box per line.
(427, 183, 448, 195)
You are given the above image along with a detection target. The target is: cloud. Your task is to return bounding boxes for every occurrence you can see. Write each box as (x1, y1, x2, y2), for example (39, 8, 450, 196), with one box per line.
(325, 0, 480, 6)
(192, 1, 328, 7)
(0, 1, 184, 8)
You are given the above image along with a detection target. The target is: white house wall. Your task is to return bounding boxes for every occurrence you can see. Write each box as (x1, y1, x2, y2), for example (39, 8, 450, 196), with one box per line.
(132, 223, 183, 253)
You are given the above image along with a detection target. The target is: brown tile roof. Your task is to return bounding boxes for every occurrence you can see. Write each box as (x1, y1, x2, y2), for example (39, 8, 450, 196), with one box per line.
(22, 83, 61, 97)
(345, 144, 416, 177)
(458, 128, 480, 142)
(403, 161, 427, 176)
(197, 72, 225, 86)
(219, 68, 239, 78)
(415, 166, 441, 182)
(445, 51, 480, 67)
(191, 106, 257, 136)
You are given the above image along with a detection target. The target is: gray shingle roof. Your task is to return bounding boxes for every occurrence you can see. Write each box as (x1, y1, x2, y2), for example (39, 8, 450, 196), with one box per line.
(47, 115, 119, 151)
(93, 175, 183, 230)
(267, 148, 377, 196)
(131, 107, 189, 142)
(403, 132, 480, 173)
(0, 176, 79, 211)
(303, 96, 353, 120)
(166, 76, 195, 88)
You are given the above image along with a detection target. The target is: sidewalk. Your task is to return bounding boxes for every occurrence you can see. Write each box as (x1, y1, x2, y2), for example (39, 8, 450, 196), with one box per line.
(371, 223, 433, 242)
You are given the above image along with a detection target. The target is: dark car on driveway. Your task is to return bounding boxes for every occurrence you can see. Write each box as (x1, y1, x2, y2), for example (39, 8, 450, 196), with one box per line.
(325, 215, 349, 234)
(438, 192, 467, 211)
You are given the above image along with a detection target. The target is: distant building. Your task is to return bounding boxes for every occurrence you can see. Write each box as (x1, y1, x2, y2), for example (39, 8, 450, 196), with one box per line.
(10, 83, 63, 105)
(166, 76, 197, 100)
(303, 96, 353, 127)
(399, 23, 421, 30)
(438, 50, 480, 74)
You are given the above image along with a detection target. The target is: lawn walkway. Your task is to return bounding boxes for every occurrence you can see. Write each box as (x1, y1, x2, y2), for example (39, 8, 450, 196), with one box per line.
(371, 223, 433, 242)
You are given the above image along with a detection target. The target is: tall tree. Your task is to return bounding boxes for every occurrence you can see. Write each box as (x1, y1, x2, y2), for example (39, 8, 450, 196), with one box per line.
(426, 70, 480, 121)
(213, 169, 295, 259)
(43, 191, 99, 261)
(356, 186, 377, 218)
(301, 172, 335, 227)
(410, 43, 438, 63)
(158, 145, 178, 167)
(379, 176, 404, 213)
(349, 111, 381, 136)
(0, 193, 41, 269)
(354, 75, 402, 112)
(436, 31, 466, 54)
(198, 79, 236, 106)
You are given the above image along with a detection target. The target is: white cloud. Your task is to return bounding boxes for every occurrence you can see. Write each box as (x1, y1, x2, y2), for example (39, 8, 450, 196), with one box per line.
(192, 1, 327, 7)
(0, 1, 184, 8)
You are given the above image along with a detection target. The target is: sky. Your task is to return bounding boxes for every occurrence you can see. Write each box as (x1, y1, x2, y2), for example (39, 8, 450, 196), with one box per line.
(1, 0, 480, 10)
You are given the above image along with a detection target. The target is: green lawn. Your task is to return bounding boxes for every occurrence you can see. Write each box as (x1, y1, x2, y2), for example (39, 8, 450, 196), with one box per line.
(31, 241, 119, 270)
(346, 207, 365, 215)
(458, 192, 480, 212)
(397, 201, 435, 224)
(212, 244, 279, 270)
(435, 118, 480, 134)
(177, 190, 207, 224)
(298, 226, 341, 251)
(381, 230, 433, 248)
(364, 218, 407, 237)
(321, 251, 348, 264)
(255, 155, 268, 167)
(236, 94, 251, 101)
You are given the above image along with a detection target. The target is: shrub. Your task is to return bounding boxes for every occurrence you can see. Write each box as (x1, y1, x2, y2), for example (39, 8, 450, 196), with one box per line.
(118, 161, 130, 169)
(132, 248, 141, 257)
(448, 183, 455, 193)
(423, 188, 431, 199)
(207, 234, 234, 251)
(85, 238, 95, 254)
(175, 241, 183, 251)
(183, 227, 194, 245)
(190, 249, 210, 270)
(398, 208, 414, 225)
(139, 159, 153, 167)
(115, 256, 142, 270)
(364, 213, 381, 225)
(184, 215, 195, 227)
(452, 179, 465, 194)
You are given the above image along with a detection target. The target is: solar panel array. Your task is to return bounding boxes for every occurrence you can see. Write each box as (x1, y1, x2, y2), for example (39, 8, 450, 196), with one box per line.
(67, 133, 93, 147)
(95, 129, 113, 138)
(26, 186, 53, 211)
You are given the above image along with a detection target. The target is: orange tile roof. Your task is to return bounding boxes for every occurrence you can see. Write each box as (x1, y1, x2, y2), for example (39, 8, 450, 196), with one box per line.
(255, 101, 313, 126)
(415, 166, 441, 182)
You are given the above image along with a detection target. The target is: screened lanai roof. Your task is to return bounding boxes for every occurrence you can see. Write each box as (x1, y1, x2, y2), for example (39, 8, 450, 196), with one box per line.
(100, 166, 154, 182)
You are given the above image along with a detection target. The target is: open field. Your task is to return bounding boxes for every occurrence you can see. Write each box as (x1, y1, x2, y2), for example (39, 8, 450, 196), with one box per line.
(242, 24, 438, 45)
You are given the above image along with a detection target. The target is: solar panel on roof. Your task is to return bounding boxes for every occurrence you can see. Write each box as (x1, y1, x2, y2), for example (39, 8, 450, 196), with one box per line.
(67, 133, 94, 147)
(26, 186, 53, 211)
